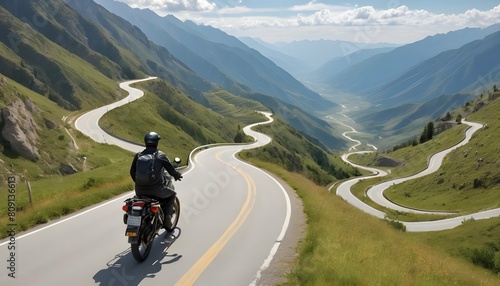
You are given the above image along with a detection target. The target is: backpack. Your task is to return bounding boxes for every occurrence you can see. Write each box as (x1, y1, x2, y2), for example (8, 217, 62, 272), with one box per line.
(135, 151, 159, 185)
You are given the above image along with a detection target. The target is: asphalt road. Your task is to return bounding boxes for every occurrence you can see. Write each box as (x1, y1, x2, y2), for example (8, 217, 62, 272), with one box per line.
(1, 78, 292, 285)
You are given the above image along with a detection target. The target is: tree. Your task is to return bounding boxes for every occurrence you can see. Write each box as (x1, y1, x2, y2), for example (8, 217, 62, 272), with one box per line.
(233, 125, 244, 143)
(442, 112, 452, 121)
(456, 114, 462, 124)
(412, 137, 418, 146)
(419, 122, 434, 144)
(494, 84, 498, 92)
(463, 101, 470, 112)
(427, 122, 434, 140)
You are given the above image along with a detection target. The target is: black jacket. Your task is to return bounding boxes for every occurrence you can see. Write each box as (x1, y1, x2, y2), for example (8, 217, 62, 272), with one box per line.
(130, 147, 181, 197)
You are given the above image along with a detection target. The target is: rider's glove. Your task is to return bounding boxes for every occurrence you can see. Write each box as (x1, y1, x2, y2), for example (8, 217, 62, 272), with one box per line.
(175, 173, 183, 181)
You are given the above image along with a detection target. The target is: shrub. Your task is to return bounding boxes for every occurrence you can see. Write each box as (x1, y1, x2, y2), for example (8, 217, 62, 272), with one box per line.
(384, 217, 406, 232)
(470, 247, 495, 270)
(81, 177, 98, 190)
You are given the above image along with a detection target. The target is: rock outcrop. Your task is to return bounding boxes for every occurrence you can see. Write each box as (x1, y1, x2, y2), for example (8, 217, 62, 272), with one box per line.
(59, 162, 78, 175)
(1, 98, 41, 161)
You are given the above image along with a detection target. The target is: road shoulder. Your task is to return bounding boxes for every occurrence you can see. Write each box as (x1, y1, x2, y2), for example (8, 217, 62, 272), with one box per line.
(256, 170, 306, 285)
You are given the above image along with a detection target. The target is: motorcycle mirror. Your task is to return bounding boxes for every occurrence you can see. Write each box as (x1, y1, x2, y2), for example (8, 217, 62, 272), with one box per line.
(174, 157, 181, 164)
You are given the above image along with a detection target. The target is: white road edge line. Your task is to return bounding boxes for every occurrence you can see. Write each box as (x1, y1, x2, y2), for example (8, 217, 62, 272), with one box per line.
(0, 192, 133, 246)
(250, 178, 291, 286)
(233, 156, 292, 286)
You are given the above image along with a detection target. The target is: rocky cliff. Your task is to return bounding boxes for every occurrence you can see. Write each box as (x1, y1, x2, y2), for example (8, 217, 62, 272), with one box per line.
(0, 92, 41, 162)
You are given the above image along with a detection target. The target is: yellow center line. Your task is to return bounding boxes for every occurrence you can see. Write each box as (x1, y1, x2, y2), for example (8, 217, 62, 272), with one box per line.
(175, 150, 257, 285)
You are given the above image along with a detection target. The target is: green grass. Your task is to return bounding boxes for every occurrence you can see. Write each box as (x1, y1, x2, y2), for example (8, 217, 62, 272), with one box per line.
(349, 123, 468, 178)
(242, 159, 500, 285)
(99, 91, 198, 162)
(0, 9, 127, 110)
(99, 80, 266, 161)
(382, 97, 500, 213)
(330, 96, 500, 275)
(0, 76, 76, 179)
(204, 89, 269, 125)
(344, 98, 499, 216)
(240, 117, 358, 185)
(0, 142, 134, 237)
(343, 123, 469, 217)
(409, 217, 500, 275)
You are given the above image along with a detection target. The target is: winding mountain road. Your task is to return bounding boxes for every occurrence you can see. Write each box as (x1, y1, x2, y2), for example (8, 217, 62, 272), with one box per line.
(74, 77, 156, 153)
(1, 77, 295, 285)
(335, 116, 500, 232)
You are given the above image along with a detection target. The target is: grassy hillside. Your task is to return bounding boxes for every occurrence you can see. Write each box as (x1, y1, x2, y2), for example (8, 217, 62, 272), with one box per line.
(0, 6, 126, 110)
(353, 93, 474, 150)
(344, 93, 500, 274)
(99, 79, 265, 159)
(0, 0, 137, 80)
(240, 117, 358, 185)
(0, 140, 134, 233)
(204, 89, 269, 125)
(242, 160, 500, 285)
(382, 95, 499, 213)
(0, 76, 78, 178)
(0, 75, 138, 236)
(410, 216, 500, 276)
(65, 0, 216, 97)
(348, 123, 469, 210)
(347, 93, 499, 214)
(244, 92, 348, 150)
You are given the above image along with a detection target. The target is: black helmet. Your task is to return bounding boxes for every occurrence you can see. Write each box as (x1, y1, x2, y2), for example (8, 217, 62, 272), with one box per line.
(144, 131, 160, 146)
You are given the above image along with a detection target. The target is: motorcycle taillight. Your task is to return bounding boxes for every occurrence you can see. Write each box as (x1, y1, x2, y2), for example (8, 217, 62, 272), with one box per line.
(150, 205, 159, 213)
(122, 205, 129, 212)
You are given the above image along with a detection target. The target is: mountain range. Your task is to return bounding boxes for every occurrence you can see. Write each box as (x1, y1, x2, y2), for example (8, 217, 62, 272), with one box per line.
(0, 0, 210, 109)
(0, 0, 348, 152)
(91, 0, 336, 114)
(239, 37, 398, 79)
(346, 27, 500, 148)
(369, 30, 500, 106)
(320, 24, 500, 95)
(238, 22, 500, 148)
(73, 0, 347, 149)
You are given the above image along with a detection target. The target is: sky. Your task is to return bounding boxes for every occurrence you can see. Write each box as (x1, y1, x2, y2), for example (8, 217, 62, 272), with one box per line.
(115, 0, 500, 44)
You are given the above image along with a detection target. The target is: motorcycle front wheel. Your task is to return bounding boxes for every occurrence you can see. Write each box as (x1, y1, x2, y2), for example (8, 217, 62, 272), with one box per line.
(165, 196, 180, 232)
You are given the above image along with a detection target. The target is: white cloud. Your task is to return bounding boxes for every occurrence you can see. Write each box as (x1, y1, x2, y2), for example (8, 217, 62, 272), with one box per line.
(444, 5, 500, 27)
(289, 1, 344, 12)
(291, 5, 500, 27)
(121, 1, 500, 43)
(120, 0, 216, 12)
(199, 4, 500, 29)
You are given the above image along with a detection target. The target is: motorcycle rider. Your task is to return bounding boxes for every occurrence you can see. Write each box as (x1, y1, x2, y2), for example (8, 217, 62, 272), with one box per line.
(130, 131, 182, 230)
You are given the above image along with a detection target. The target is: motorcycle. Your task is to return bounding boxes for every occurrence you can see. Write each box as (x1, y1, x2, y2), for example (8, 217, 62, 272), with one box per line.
(122, 157, 182, 262)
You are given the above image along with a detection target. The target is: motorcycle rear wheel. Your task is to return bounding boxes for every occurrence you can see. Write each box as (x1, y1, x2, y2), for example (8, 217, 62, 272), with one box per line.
(131, 225, 153, 262)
